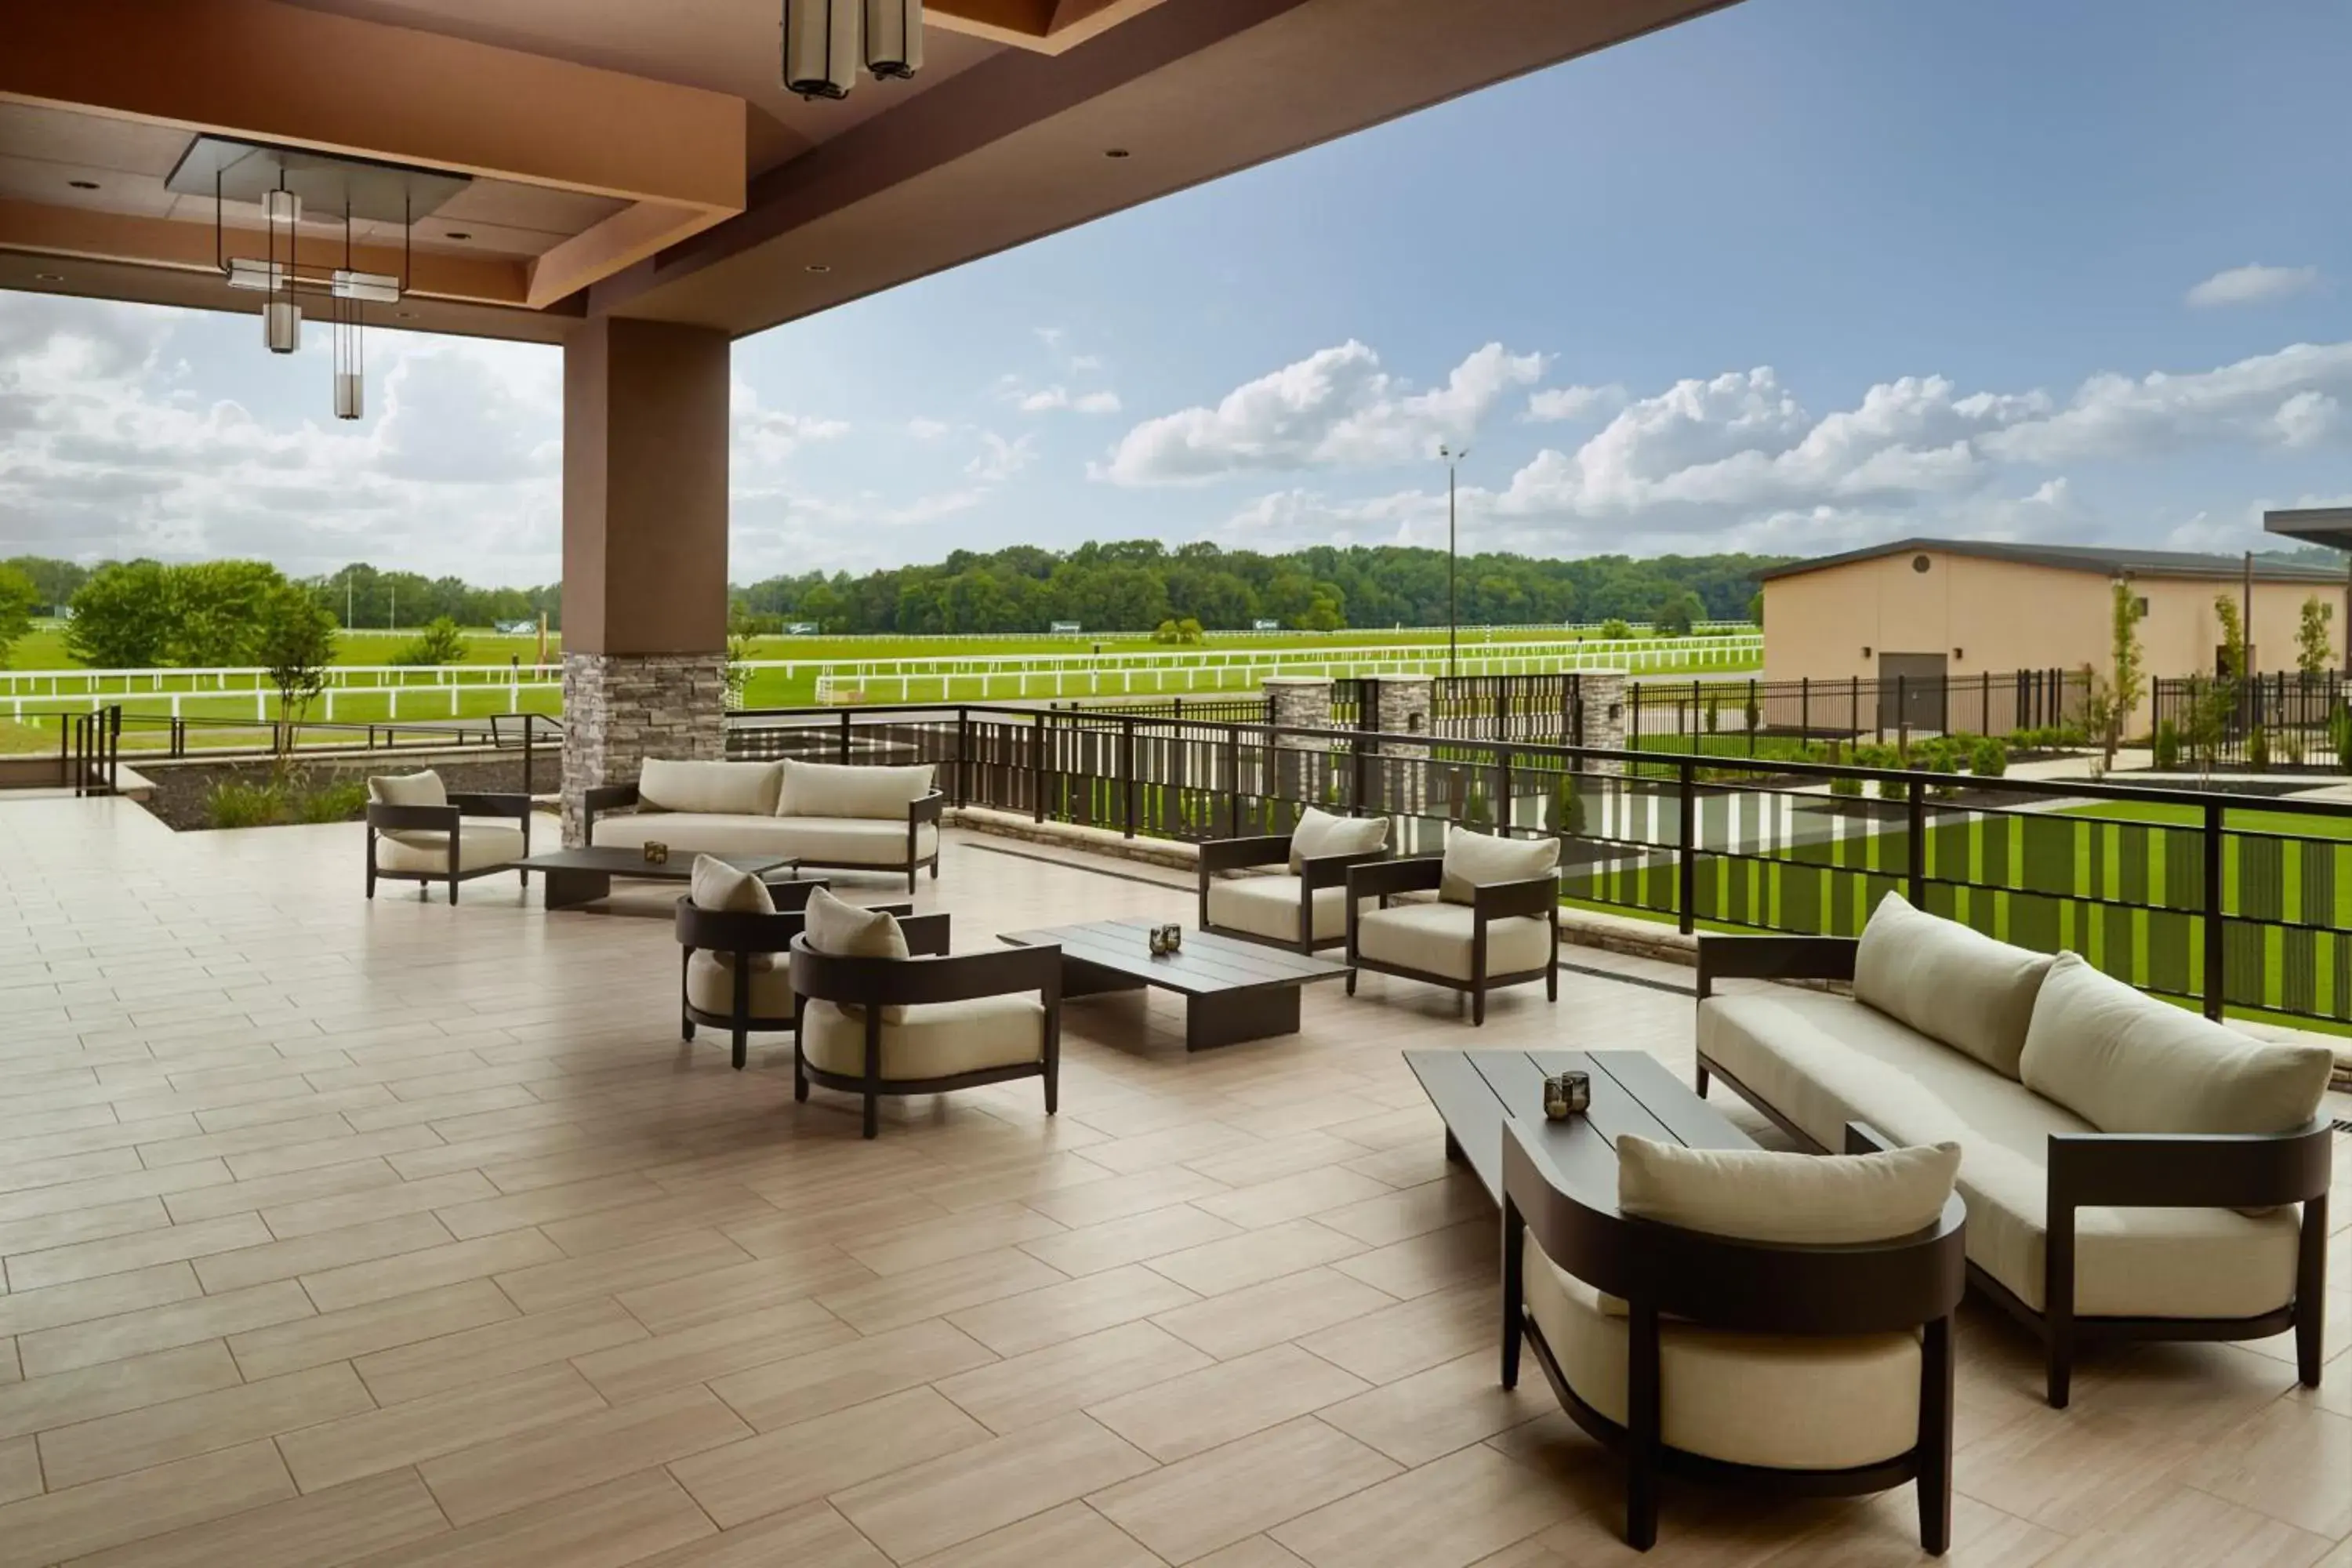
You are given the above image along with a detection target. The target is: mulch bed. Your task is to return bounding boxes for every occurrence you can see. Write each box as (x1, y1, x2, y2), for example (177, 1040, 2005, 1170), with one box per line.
(136, 753, 550, 833)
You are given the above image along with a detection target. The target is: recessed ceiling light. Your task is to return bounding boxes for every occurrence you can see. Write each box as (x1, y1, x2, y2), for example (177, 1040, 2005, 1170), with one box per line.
(804, 263, 831, 274)
(68, 179, 100, 190)
(33, 272, 64, 283)
(446, 230, 472, 241)
(1104, 148, 1131, 159)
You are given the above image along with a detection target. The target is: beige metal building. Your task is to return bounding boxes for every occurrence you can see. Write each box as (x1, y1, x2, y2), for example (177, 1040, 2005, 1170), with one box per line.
(1759, 538, 2348, 727)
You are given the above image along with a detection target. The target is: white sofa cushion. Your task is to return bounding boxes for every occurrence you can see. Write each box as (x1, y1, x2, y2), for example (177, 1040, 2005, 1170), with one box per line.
(686, 950, 792, 1018)
(1700, 986, 2303, 1319)
(2020, 953, 2333, 1136)
(1853, 893, 2053, 1079)
(1356, 901, 1550, 981)
(801, 994, 1047, 1082)
(805, 887, 909, 1022)
(1617, 1135, 1958, 1247)
(591, 812, 938, 867)
(375, 819, 524, 874)
(1523, 1240, 1921, 1471)
(640, 759, 784, 817)
(1288, 807, 1388, 871)
(1438, 826, 1559, 905)
(778, 760, 934, 820)
(1209, 876, 1350, 944)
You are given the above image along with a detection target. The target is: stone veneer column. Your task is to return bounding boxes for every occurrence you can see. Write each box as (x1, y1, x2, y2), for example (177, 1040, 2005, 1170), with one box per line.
(1263, 674, 1334, 733)
(1369, 675, 1432, 822)
(561, 653, 727, 844)
(1577, 670, 1628, 776)
(560, 317, 732, 845)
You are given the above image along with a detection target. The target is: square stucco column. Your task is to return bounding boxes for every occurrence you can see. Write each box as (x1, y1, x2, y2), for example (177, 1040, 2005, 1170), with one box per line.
(560, 318, 731, 844)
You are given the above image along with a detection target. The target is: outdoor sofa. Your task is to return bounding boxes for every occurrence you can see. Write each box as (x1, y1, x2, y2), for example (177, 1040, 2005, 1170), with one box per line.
(1697, 892, 2335, 1406)
(587, 757, 943, 891)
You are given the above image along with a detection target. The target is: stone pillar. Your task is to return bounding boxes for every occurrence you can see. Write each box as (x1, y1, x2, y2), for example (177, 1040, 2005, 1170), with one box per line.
(1263, 675, 1334, 812)
(1263, 675, 1334, 733)
(1369, 674, 1432, 821)
(1371, 675, 1432, 744)
(560, 318, 731, 844)
(1577, 670, 1628, 777)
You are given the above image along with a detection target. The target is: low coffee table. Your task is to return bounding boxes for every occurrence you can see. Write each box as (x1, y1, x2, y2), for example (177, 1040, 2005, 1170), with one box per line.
(1403, 1050, 1755, 1205)
(514, 848, 807, 912)
(999, 919, 1352, 1051)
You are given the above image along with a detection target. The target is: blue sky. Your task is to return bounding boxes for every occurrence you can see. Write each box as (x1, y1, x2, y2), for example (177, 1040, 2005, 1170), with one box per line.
(5, 0, 2350, 584)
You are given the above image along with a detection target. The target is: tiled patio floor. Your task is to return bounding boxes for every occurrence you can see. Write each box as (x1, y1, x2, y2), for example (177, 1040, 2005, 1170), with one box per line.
(0, 797, 2343, 1567)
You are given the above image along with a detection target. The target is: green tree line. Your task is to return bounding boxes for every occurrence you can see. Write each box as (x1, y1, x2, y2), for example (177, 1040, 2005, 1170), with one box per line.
(733, 541, 1787, 635)
(5, 557, 561, 638)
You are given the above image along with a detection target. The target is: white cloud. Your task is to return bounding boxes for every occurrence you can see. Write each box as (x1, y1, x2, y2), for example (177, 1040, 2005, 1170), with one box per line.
(965, 430, 1037, 482)
(906, 416, 951, 440)
(2186, 263, 2320, 308)
(1099, 340, 1544, 485)
(1524, 384, 1624, 423)
(1014, 385, 1123, 415)
(1980, 341, 2352, 463)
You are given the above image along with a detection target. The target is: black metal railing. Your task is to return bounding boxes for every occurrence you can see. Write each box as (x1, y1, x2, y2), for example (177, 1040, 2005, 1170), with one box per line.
(726, 699, 2352, 1032)
(25, 708, 564, 797)
(2150, 672, 2351, 770)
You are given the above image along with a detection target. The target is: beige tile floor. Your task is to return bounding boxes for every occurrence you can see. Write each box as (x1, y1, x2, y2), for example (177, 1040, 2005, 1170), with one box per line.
(0, 795, 2344, 1568)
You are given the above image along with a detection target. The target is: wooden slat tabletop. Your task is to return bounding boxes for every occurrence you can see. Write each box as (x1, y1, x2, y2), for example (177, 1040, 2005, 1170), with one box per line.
(1000, 918, 1351, 996)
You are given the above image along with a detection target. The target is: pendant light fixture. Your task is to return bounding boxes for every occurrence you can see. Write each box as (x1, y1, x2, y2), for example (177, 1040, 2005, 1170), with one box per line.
(784, 0, 860, 99)
(332, 207, 364, 420)
(864, 0, 923, 80)
(263, 183, 301, 354)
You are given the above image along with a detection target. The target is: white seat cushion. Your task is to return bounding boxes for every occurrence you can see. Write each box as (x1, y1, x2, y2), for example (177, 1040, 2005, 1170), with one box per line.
(2021, 953, 2332, 1135)
(800, 995, 1046, 1081)
(771, 817, 938, 868)
(778, 760, 934, 819)
(639, 759, 784, 817)
(375, 819, 524, 874)
(1356, 901, 1549, 981)
(1853, 892, 2053, 1079)
(1524, 1237, 1921, 1471)
(1438, 826, 1560, 905)
(1289, 806, 1388, 870)
(592, 813, 937, 867)
(1207, 876, 1351, 943)
(686, 949, 793, 1018)
(1700, 987, 2303, 1319)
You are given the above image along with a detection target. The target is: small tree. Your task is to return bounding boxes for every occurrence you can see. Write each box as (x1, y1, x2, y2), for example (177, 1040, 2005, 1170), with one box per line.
(1599, 616, 1632, 640)
(254, 585, 338, 754)
(392, 616, 468, 667)
(2082, 579, 2145, 768)
(0, 562, 38, 668)
(2296, 595, 2334, 679)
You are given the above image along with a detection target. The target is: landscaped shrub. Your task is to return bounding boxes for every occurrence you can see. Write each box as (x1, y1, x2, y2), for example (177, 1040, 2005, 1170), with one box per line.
(206, 779, 285, 829)
(1548, 775, 1586, 836)
(2331, 708, 2352, 768)
(292, 779, 368, 823)
(2248, 726, 2271, 770)
(2153, 720, 2180, 771)
(390, 616, 468, 667)
(1969, 737, 2008, 777)
(1599, 617, 1632, 640)
(1828, 773, 1864, 798)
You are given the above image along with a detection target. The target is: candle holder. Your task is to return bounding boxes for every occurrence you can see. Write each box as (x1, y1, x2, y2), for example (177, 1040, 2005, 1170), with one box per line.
(1542, 1070, 1590, 1121)
(1147, 924, 1184, 956)
(642, 841, 670, 866)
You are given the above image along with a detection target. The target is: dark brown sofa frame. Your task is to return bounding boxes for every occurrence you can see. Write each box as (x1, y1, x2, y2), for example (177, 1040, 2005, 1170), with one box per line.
(1196, 832, 1385, 954)
(1502, 1116, 1967, 1554)
(787, 922, 1062, 1138)
(584, 780, 946, 893)
(1343, 855, 1559, 1025)
(1695, 934, 2332, 1407)
(365, 793, 535, 905)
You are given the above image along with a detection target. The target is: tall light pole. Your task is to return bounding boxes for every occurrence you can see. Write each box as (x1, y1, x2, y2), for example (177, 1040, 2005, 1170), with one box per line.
(1439, 444, 1467, 677)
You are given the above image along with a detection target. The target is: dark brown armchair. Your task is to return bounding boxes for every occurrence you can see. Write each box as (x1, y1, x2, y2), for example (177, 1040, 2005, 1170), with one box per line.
(787, 920, 1062, 1138)
(1196, 833, 1385, 954)
(365, 793, 535, 904)
(673, 880, 922, 1069)
(1345, 856, 1559, 1024)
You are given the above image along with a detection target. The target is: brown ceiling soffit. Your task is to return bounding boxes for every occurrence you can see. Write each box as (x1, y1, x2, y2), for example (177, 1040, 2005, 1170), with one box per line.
(0, 198, 529, 307)
(597, 0, 1311, 317)
(2, 0, 746, 306)
(929, 0, 1175, 54)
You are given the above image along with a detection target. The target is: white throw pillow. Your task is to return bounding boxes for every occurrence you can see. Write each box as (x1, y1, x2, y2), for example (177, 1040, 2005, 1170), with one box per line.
(1438, 826, 1560, 906)
(1617, 1136, 1961, 1246)
(778, 760, 935, 821)
(639, 759, 784, 816)
(1852, 892, 2053, 1079)
(367, 770, 446, 809)
(688, 855, 776, 916)
(2019, 953, 2333, 1135)
(803, 885, 912, 1022)
(1288, 806, 1389, 872)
